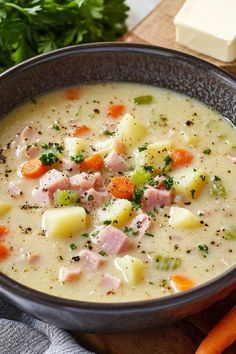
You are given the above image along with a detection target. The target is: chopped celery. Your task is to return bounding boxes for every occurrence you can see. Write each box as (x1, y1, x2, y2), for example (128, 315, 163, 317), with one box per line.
(210, 176, 227, 199)
(133, 95, 153, 105)
(130, 168, 151, 186)
(54, 190, 80, 207)
(154, 255, 182, 271)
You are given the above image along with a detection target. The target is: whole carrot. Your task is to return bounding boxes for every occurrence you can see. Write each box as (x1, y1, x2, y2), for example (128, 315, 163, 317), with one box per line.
(195, 305, 236, 354)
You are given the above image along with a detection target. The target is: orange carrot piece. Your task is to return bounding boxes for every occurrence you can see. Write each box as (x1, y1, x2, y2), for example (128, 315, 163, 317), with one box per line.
(0, 243, 10, 261)
(0, 225, 9, 236)
(80, 154, 104, 172)
(71, 125, 91, 137)
(109, 176, 135, 199)
(169, 148, 193, 167)
(171, 274, 195, 292)
(65, 88, 80, 100)
(195, 305, 236, 354)
(107, 104, 125, 118)
(21, 159, 48, 179)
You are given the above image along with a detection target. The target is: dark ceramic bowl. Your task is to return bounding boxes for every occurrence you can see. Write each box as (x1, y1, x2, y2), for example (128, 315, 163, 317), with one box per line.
(0, 43, 235, 333)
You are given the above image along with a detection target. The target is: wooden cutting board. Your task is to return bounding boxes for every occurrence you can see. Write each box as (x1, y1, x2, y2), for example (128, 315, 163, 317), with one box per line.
(74, 1, 236, 352)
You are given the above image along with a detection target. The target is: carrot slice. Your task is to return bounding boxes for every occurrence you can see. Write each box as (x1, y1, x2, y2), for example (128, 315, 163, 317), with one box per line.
(107, 104, 125, 118)
(0, 225, 9, 236)
(80, 154, 104, 172)
(195, 305, 236, 354)
(71, 125, 91, 137)
(21, 159, 48, 179)
(65, 88, 80, 100)
(109, 176, 135, 199)
(169, 148, 193, 167)
(0, 243, 10, 261)
(171, 274, 195, 292)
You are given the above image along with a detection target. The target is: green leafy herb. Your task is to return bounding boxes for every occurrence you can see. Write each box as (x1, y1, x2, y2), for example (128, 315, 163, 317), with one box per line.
(145, 232, 154, 237)
(81, 233, 89, 238)
(71, 153, 85, 164)
(163, 176, 174, 190)
(52, 123, 60, 131)
(197, 244, 209, 255)
(90, 230, 99, 238)
(103, 220, 112, 226)
(70, 243, 77, 251)
(0, 0, 129, 73)
(103, 130, 115, 136)
(98, 250, 107, 256)
(164, 155, 172, 167)
(154, 255, 182, 271)
(39, 151, 58, 165)
(143, 165, 154, 172)
(124, 226, 138, 236)
(203, 148, 211, 155)
(210, 176, 227, 199)
(131, 188, 144, 209)
(160, 279, 167, 287)
(88, 194, 94, 201)
(138, 142, 149, 152)
(133, 95, 153, 105)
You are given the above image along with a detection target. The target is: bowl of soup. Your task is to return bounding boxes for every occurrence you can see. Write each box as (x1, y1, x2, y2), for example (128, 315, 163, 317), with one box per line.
(0, 43, 235, 333)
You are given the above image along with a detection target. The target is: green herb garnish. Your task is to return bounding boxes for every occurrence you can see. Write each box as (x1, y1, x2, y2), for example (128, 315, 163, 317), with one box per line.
(98, 250, 107, 256)
(88, 195, 94, 201)
(39, 151, 58, 165)
(52, 124, 60, 131)
(103, 130, 115, 136)
(90, 230, 99, 238)
(133, 95, 153, 105)
(163, 176, 174, 190)
(198, 244, 209, 255)
(71, 153, 85, 164)
(70, 243, 77, 251)
(203, 148, 211, 155)
(138, 142, 149, 152)
(103, 220, 112, 226)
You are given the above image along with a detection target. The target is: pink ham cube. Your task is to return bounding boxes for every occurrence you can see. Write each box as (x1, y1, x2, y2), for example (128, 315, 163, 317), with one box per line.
(143, 186, 173, 210)
(101, 273, 121, 292)
(40, 169, 70, 195)
(59, 266, 81, 283)
(95, 226, 133, 255)
(69, 172, 103, 191)
(129, 213, 152, 238)
(78, 249, 106, 270)
(104, 151, 128, 172)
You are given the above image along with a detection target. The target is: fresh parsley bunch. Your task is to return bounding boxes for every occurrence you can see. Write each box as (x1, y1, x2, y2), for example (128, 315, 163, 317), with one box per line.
(0, 0, 129, 73)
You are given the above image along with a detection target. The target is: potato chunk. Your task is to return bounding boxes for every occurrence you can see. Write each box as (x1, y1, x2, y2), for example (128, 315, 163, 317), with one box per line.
(98, 199, 132, 227)
(0, 203, 11, 216)
(137, 140, 173, 171)
(172, 167, 208, 199)
(118, 113, 147, 147)
(115, 255, 145, 285)
(64, 137, 88, 156)
(43, 206, 87, 238)
(169, 206, 200, 229)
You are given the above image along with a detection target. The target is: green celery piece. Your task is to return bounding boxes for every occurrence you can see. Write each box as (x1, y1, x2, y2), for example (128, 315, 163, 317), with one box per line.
(133, 95, 153, 105)
(154, 255, 182, 271)
(130, 168, 151, 186)
(54, 190, 80, 207)
(210, 176, 227, 199)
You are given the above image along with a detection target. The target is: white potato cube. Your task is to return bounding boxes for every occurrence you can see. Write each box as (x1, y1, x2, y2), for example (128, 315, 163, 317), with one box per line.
(43, 206, 87, 238)
(118, 113, 147, 147)
(98, 199, 132, 227)
(169, 206, 200, 229)
(172, 167, 208, 199)
(0, 202, 11, 216)
(65, 137, 88, 156)
(137, 140, 173, 171)
(115, 255, 145, 285)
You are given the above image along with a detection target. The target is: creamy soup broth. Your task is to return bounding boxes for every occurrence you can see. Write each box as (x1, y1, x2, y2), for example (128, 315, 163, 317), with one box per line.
(0, 83, 235, 302)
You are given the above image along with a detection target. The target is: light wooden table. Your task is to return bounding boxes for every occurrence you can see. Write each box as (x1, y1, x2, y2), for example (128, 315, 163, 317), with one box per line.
(75, 1, 236, 352)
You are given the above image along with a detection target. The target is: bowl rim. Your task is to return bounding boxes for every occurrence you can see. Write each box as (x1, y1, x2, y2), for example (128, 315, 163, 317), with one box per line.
(0, 42, 235, 314)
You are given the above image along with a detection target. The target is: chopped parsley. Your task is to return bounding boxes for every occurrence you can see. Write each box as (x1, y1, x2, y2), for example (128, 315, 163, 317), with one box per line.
(103, 130, 115, 136)
(145, 232, 154, 237)
(138, 142, 149, 152)
(39, 151, 58, 166)
(124, 226, 138, 236)
(90, 230, 99, 238)
(131, 188, 144, 209)
(70, 243, 77, 250)
(52, 123, 60, 131)
(103, 220, 112, 225)
(203, 148, 211, 155)
(163, 176, 174, 190)
(71, 153, 85, 164)
(88, 195, 94, 201)
(98, 250, 107, 256)
(198, 244, 209, 255)
(81, 233, 89, 238)
(164, 155, 172, 167)
(143, 165, 154, 172)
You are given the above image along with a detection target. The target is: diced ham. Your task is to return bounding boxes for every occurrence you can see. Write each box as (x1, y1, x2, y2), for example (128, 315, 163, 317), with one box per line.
(105, 151, 128, 172)
(81, 188, 109, 210)
(95, 226, 133, 255)
(69, 172, 103, 191)
(129, 213, 151, 238)
(27, 252, 40, 265)
(78, 249, 106, 270)
(59, 266, 81, 283)
(61, 158, 79, 174)
(20, 125, 36, 140)
(228, 153, 236, 164)
(26, 145, 40, 159)
(143, 186, 173, 210)
(8, 181, 23, 198)
(32, 188, 52, 206)
(101, 273, 121, 291)
(40, 169, 70, 195)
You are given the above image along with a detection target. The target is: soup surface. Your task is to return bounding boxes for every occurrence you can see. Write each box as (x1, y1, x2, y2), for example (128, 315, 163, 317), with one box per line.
(0, 83, 235, 303)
